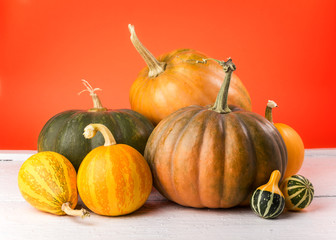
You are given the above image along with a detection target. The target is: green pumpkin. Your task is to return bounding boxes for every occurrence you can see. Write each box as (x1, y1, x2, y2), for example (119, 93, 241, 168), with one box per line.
(38, 80, 154, 170)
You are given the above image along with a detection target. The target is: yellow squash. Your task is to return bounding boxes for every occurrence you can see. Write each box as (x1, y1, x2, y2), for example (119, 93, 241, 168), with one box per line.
(18, 151, 89, 217)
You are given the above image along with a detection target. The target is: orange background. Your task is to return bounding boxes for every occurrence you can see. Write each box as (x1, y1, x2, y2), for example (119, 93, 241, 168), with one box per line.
(1, 0, 335, 150)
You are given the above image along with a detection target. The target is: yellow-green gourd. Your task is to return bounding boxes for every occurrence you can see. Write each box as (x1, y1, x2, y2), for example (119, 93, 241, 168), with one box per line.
(18, 151, 89, 217)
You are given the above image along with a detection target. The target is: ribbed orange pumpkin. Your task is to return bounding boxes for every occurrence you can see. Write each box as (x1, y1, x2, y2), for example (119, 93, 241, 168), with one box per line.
(144, 58, 287, 208)
(265, 100, 305, 179)
(128, 24, 252, 125)
(77, 124, 153, 216)
(18, 151, 89, 217)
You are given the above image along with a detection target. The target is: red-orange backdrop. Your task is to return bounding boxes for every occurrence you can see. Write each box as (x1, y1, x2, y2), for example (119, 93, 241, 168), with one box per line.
(1, 0, 335, 149)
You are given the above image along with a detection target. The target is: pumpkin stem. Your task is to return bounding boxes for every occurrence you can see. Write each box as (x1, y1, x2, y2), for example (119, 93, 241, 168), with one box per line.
(201, 58, 236, 114)
(83, 123, 117, 146)
(265, 100, 278, 123)
(78, 80, 108, 112)
(61, 202, 90, 218)
(128, 24, 167, 78)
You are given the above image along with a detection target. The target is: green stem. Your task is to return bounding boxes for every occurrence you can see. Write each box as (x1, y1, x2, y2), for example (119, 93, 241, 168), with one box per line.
(265, 100, 278, 123)
(128, 24, 166, 78)
(207, 58, 236, 114)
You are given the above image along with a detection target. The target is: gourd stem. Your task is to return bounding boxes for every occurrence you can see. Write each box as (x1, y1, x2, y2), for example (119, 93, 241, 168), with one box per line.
(267, 170, 281, 187)
(265, 100, 278, 123)
(128, 24, 166, 78)
(61, 202, 90, 218)
(83, 123, 117, 146)
(207, 58, 236, 114)
(79, 80, 107, 112)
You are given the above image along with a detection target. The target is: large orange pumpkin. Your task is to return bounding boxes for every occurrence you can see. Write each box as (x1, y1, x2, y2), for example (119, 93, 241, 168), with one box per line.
(77, 123, 153, 216)
(144, 58, 287, 208)
(265, 100, 305, 179)
(128, 24, 252, 125)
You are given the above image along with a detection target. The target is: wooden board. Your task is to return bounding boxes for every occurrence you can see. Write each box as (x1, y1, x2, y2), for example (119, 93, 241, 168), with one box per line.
(0, 149, 335, 240)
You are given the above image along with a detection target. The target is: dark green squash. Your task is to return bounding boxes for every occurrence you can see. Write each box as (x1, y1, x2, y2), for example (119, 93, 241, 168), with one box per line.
(38, 80, 154, 170)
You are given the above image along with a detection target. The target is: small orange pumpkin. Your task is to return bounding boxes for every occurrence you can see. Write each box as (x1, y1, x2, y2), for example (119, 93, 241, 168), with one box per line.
(77, 123, 153, 216)
(265, 100, 305, 179)
(128, 24, 252, 125)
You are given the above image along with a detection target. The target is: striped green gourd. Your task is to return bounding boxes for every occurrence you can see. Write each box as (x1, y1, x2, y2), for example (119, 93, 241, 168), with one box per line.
(251, 170, 285, 219)
(280, 175, 314, 211)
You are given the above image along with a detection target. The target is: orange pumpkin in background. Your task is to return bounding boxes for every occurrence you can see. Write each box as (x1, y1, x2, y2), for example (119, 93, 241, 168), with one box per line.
(128, 24, 252, 125)
(77, 123, 153, 216)
(265, 100, 305, 179)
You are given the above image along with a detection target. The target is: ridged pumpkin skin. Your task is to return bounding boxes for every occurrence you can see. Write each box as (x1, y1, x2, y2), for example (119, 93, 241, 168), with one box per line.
(18, 151, 78, 215)
(38, 109, 154, 170)
(130, 49, 252, 125)
(77, 144, 153, 216)
(144, 105, 287, 208)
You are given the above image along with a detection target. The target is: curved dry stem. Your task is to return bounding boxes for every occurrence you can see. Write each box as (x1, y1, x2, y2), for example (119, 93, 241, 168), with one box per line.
(83, 123, 116, 146)
(128, 24, 166, 78)
(61, 202, 90, 218)
(78, 80, 107, 111)
(265, 100, 278, 123)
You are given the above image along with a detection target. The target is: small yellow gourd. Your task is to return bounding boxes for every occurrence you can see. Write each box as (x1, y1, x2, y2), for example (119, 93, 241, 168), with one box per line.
(18, 151, 89, 217)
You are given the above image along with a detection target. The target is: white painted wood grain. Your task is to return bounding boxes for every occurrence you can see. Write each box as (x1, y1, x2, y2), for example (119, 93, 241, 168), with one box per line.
(0, 150, 36, 162)
(0, 149, 335, 240)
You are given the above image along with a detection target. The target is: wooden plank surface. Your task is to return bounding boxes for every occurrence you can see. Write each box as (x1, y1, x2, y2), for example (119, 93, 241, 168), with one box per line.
(0, 149, 335, 240)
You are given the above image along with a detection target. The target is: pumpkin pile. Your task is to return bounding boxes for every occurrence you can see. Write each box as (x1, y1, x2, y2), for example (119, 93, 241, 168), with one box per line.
(17, 24, 314, 219)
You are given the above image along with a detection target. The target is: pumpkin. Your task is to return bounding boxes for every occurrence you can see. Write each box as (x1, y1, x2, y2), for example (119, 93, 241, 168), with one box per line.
(144, 58, 287, 208)
(265, 100, 305, 179)
(38, 80, 154, 170)
(280, 174, 314, 211)
(18, 151, 89, 217)
(77, 123, 153, 216)
(251, 170, 285, 219)
(128, 24, 252, 125)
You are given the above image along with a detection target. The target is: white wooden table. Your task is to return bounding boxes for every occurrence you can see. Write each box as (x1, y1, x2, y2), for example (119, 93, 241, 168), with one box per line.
(0, 149, 335, 240)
